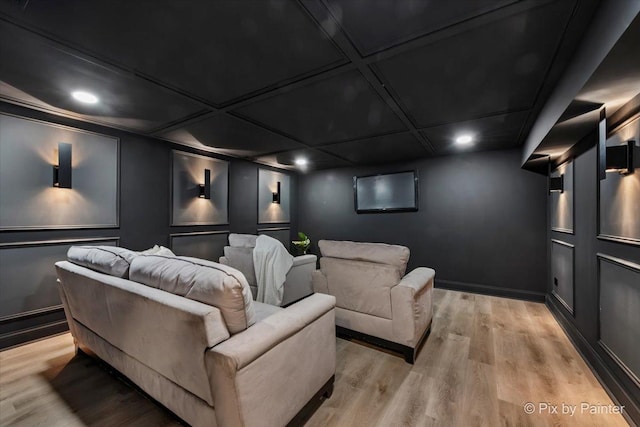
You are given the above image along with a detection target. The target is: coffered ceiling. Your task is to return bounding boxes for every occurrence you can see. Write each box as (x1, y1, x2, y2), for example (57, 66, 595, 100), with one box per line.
(0, 0, 602, 170)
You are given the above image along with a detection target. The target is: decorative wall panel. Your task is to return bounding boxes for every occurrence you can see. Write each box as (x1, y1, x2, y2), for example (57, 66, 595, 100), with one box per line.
(550, 160, 574, 233)
(169, 231, 229, 262)
(171, 150, 228, 226)
(258, 227, 291, 251)
(598, 254, 640, 386)
(0, 238, 118, 318)
(551, 239, 574, 314)
(599, 116, 640, 245)
(0, 114, 119, 230)
(258, 169, 290, 224)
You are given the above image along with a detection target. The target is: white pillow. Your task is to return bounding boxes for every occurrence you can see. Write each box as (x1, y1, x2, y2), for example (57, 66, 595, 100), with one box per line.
(140, 245, 175, 257)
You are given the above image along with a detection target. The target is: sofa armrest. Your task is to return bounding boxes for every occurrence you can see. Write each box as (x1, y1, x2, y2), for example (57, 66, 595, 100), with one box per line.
(311, 269, 329, 294)
(207, 293, 336, 427)
(391, 267, 435, 346)
(395, 267, 435, 294)
(292, 254, 317, 267)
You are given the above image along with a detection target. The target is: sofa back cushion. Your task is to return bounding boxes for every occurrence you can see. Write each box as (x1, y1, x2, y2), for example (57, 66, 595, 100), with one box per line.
(229, 233, 257, 248)
(130, 255, 255, 334)
(320, 257, 399, 319)
(223, 246, 256, 287)
(67, 246, 138, 278)
(318, 240, 410, 276)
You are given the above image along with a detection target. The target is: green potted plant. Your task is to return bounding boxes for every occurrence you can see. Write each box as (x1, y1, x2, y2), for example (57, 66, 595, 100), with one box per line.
(292, 232, 311, 255)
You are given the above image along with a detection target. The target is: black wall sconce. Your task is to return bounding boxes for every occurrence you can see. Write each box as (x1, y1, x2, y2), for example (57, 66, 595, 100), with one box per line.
(549, 174, 564, 193)
(53, 142, 72, 188)
(198, 169, 211, 199)
(606, 140, 635, 175)
(272, 181, 281, 204)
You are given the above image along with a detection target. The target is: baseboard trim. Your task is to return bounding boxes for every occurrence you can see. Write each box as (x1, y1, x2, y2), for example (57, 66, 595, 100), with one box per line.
(435, 279, 546, 302)
(0, 319, 69, 350)
(547, 295, 639, 427)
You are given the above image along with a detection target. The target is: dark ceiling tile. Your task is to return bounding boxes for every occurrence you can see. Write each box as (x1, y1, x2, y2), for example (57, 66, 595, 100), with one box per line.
(323, 0, 516, 55)
(158, 113, 306, 158)
(255, 149, 352, 171)
(374, 0, 575, 128)
(234, 70, 406, 145)
(421, 112, 528, 154)
(320, 132, 428, 165)
(0, 21, 204, 133)
(0, 0, 345, 105)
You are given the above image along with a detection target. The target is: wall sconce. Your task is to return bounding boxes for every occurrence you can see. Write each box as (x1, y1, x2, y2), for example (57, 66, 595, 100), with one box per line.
(272, 181, 281, 204)
(606, 141, 635, 175)
(549, 174, 564, 193)
(53, 142, 72, 188)
(198, 169, 211, 199)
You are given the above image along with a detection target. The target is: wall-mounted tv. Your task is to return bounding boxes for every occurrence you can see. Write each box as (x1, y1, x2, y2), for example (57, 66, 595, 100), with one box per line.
(354, 170, 418, 213)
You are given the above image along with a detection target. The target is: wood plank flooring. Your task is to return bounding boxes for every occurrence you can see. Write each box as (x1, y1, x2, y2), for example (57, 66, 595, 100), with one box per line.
(0, 290, 630, 427)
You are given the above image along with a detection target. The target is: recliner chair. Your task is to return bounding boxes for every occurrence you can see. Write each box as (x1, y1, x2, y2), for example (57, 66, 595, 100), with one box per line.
(312, 239, 434, 363)
(219, 233, 317, 306)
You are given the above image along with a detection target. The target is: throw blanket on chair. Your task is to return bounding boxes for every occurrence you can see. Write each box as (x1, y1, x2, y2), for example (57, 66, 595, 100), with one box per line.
(253, 235, 294, 306)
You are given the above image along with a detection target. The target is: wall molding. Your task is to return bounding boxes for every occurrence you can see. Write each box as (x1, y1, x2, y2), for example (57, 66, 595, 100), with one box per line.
(597, 234, 640, 247)
(597, 253, 640, 390)
(547, 295, 639, 426)
(257, 227, 290, 232)
(0, 304, 63, 323)
(0, 112, 120, 231)
(0, 236, 119, 248)
(0, 237, 118, 350)
(550, 239, 575, 316)
(435, 279, 545, 302)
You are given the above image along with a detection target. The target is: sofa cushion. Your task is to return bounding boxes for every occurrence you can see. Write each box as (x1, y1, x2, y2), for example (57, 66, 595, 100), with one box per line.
(223, 246, 257, 287)
(318, 240, 410, 276)
(67, 246, 138, 278)
(229, 233, 257, 248)
(130, 255, 255, 334)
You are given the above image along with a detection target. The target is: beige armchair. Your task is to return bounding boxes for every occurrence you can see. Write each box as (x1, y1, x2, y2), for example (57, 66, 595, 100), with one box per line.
(219, 233, 317, 306)
(312, 240, 434, 363)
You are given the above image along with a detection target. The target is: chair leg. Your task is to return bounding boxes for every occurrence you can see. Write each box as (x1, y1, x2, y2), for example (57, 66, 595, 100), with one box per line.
(404, 347, 416, 364)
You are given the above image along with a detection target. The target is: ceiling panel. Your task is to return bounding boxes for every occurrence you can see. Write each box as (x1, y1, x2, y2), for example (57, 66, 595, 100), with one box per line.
(320, 132, 428, 164)
(234, 69, 407, 145)
(323, 0, 516, 55)
(255, 149, 352, 171)
(0, 0, 346, 105)
(421, 112, 528, 154)
(0, 21, 204, 132)
(374, 0, 576, 128)
(158, 113, 306, 158)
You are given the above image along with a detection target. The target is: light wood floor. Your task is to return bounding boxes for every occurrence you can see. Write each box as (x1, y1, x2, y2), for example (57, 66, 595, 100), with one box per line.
(0, 290, 630, 427)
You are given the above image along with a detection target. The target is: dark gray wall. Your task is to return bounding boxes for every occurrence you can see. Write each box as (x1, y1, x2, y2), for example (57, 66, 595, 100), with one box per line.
(546, 115, 640, 424)
(298, 148, 547, 299)
(0, 101, 297, 349)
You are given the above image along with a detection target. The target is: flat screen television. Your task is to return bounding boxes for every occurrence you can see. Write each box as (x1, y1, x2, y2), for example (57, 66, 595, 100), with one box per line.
(353, 170, 418, 213)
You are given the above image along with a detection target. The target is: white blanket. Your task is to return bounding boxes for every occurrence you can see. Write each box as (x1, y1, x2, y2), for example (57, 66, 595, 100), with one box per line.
(253, 235, 294, 306)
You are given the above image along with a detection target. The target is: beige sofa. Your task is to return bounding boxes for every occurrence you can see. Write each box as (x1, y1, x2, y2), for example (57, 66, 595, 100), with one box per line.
(219, 234, 317, 306)
(312, 240, 434, 363)
(56, 246, 336, 427)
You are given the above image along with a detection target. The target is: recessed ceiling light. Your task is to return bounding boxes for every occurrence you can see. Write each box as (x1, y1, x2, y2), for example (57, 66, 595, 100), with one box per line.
(455, 134, 474, 145)
(294, 158, 308, 166)
(71, 91, 99, 104)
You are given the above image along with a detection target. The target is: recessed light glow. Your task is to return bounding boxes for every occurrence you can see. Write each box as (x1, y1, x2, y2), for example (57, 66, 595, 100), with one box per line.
(294, 158, 308, 166)
(455, 134, 473, 145)
(72, 91, 98, 104)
